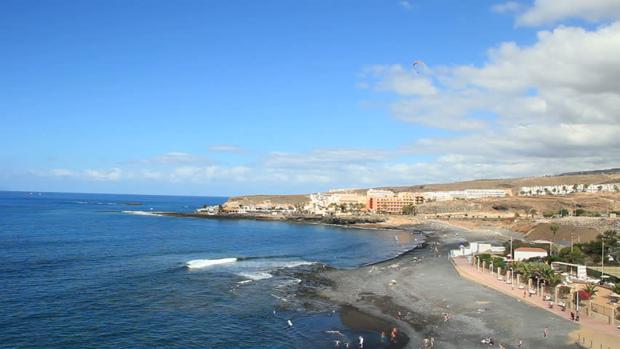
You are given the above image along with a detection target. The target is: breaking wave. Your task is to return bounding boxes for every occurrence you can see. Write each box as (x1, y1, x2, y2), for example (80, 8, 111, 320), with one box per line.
(186, 258, 238, 269)
(122, 210, 162, 217)
(237, 271, 273, 281)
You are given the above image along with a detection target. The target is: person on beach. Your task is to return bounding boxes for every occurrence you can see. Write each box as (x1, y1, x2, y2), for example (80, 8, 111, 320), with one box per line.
(380, 331, 386, 343)
(430, 337, 435, 347)
(391, 327, 398, 343)
(543, 327, 548, 338)
(517, 339, 523, 348)
(570, 311, 575, 321)
(523, 290, 526, 298)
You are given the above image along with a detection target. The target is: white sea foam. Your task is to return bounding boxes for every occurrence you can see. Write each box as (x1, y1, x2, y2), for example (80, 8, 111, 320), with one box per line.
(237, 272, 273, 281)
(122, 210, 162, 217)
(279, 261, 315, 269)
(186, 258, 238, 269)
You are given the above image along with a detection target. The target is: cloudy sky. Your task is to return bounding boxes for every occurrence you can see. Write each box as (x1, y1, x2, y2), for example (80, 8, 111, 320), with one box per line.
(1, 0, 619, 196)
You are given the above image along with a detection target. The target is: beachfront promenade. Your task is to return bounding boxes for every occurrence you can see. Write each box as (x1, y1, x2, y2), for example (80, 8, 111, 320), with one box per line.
(451, 256, 620, 349)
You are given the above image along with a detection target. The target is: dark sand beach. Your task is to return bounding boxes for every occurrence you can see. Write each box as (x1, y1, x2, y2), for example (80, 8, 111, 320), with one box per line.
(309, 222, 582, 349)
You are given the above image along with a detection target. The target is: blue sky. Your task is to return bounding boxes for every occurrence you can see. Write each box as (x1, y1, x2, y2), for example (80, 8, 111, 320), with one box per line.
(2, 0, 619, 196)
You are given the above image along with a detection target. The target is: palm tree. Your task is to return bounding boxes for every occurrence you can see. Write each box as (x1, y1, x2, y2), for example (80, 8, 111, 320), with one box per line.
(549, 224, 560, 255)
(539, 266, 561, 286)
(583, 283, 599, 298)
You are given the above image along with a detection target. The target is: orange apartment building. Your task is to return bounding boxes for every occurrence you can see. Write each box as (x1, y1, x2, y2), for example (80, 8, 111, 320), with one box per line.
(366, 191, 425, 214)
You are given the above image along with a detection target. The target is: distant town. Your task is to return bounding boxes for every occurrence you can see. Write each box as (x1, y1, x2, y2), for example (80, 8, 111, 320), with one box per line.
(198, 182, 619, 218)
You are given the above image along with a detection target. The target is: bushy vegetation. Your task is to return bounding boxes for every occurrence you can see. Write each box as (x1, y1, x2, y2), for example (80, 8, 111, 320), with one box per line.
(557, 246, 587, 264)
(477, 253, 507, 269)
(402, 204, 416, 215)
(575, 284, 599, 302)
(512, 261, 562, 286)
(574, 230, 619, 265)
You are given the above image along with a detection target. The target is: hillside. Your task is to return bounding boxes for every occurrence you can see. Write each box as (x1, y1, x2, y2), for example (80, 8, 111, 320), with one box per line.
(224, 170, 620, 207)
(380, 171, 620, 193)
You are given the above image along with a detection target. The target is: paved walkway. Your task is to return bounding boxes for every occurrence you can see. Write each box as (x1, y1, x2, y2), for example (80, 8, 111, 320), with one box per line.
(451, 256, 620, 348)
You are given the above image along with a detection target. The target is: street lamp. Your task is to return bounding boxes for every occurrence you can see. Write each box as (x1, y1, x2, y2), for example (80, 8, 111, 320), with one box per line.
(601, 240, 605, 281)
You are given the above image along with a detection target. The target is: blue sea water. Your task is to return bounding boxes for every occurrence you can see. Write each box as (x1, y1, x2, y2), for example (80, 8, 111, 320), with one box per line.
(0, 192, 419, 348)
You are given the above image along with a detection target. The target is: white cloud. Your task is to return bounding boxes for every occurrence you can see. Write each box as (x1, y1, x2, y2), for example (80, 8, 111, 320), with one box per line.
(146, 152, 207, 165)
(491, 1, 522, 14)
(363, 65, 437, 96)
(264, 148, 389, 169)
(208, 144, 243, 153)
(517, 0, 620, 26)
(170, 165, 250, 183)
(50, 168, 74, 177)
(365, 21, 620, 179)
(47, 168, 123, 181)
(83, 168, 122, 181)
(399, 0, 413, 10)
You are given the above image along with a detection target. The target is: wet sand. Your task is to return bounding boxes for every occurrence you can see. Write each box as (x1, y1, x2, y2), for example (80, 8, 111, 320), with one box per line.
(313, 222, 582, 348)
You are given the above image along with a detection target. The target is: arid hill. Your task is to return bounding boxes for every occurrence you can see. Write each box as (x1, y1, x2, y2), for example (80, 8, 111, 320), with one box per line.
(224, 169, 620, 207)
(380, 170, 620, 193)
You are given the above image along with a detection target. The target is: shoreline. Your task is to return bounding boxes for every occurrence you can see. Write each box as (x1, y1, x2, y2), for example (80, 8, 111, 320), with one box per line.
(151, 210, 599, 348)
(158, 210, 425, 347)
(153, 212, 388, 229)
(304, 223, 583, 349)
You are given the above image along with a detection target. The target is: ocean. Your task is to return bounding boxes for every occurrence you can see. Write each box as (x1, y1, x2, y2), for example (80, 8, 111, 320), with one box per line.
(0, 191, 420, 348)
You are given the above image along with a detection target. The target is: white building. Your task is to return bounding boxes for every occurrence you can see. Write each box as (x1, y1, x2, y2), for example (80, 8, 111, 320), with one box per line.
(306, 191, 366, 215)
(519, 183, 620, 196)
(424, 189, 509, 201)
(367, 189, 396, 198)
(450, 241, 506, 257)
(513, 247, 548, 261)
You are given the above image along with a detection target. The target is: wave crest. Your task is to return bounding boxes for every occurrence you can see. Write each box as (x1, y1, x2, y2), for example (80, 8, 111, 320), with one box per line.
(237, 271, 273, 281)
(122, 210, 162, 217)
(186, 258, 238, 269)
